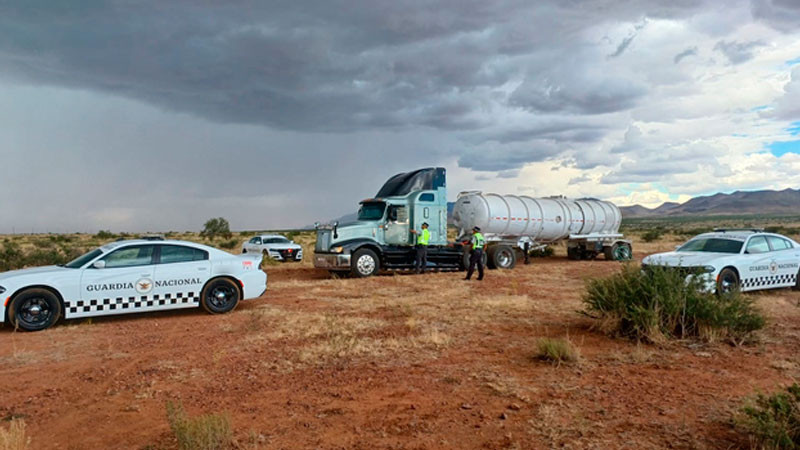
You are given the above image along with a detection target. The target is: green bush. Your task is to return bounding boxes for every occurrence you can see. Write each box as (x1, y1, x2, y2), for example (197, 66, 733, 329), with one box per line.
(218, 239, 239, 250)
(641, 229, 663, 243)
(535, 337, 579, 366)
(201, 217, 232, 241)
(95, 230, 117, 239)
(581, 264, 764, 344)
(740, 384, 800, 449)
(166, 401, 232, 450)
(261, 253, 279, 267)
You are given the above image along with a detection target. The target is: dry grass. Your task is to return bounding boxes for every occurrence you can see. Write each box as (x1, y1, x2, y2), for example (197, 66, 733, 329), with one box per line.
(0, 419, 30, 450)
(534, 337, 580, 366)
(166, 401, 232, 450)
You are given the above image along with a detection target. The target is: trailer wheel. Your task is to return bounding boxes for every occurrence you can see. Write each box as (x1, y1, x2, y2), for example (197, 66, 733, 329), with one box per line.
(567, 246, 580, 260)
(351, 248, 379, 278)
(606, 242, 632, 261)
(489, 245, 516, 269)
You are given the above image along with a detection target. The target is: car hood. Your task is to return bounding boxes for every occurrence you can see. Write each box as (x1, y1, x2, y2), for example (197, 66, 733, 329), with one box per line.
(642, 251, 735, 267)
(0, 265, 72, 282)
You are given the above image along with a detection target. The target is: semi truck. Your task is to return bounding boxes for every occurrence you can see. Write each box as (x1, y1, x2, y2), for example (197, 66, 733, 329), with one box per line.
(313, 167, 631, 277)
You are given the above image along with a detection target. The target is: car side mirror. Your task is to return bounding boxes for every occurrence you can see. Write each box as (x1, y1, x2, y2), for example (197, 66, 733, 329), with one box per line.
(92, 260, 106, 269)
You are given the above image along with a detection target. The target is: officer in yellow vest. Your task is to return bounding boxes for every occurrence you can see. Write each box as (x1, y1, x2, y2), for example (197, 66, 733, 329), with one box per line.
(411, 222, 430, 274)
(465, 226, 485, 281)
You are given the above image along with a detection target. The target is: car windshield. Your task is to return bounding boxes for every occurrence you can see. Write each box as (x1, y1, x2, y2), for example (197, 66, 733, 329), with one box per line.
(264, 237, 290, 244)
(63, 248, 104, 268)
(358, 202, 386, 221)
(677, 238, 743, 254)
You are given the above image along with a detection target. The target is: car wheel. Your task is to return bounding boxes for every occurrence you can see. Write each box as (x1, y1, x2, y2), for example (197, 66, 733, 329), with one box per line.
(793, 269, 800, 291)
(716, 267, 740, 295)
(9, 288, 62, 332)
(351, 248, 379, 277)
(201, 278, 241, 314)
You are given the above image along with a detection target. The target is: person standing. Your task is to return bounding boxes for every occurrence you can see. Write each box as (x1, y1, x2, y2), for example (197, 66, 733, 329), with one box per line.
(465, 226, 485, 281)
(410, 222, 430, 274)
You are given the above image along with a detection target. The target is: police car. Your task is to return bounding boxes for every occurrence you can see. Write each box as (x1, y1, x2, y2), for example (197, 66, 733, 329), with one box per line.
(642, 229, 800, 294)
(242, 234, 303, 262)
(0, 240, 267, 331)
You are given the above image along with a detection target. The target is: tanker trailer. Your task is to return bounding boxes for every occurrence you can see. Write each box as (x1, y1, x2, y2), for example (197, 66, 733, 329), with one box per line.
(451, 192, 632, 269)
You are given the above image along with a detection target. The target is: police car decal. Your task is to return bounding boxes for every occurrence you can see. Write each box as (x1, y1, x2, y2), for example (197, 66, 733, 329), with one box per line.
(642, 229, 800, 294)
(0, 239, 267, 331)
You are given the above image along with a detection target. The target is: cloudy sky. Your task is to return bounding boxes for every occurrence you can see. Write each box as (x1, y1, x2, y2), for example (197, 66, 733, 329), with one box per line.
(1, 0, 800, 232)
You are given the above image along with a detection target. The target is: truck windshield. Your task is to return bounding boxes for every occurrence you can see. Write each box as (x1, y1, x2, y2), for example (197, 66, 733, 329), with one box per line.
(358, 202, 386, 221)
(678, 238, 743, 254)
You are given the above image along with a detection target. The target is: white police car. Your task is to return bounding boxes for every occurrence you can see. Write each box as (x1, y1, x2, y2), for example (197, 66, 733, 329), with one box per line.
(642, 229, 800, 294)
(0, 240, 267, 331)
(242, 234, 303, 262)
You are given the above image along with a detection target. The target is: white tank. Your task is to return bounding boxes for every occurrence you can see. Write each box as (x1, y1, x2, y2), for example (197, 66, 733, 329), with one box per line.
(451, 192, 622, 242)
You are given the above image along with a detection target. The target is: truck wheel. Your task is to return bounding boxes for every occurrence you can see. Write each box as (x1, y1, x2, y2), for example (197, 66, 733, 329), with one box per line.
(9, 288, 62, 332)
(352, 248, 379, 277)
(201, 278, 241, 314)
(607, 243, 632, 261)
(489, 245, 516, 269)
(461, 250, 471, 271)
(717, 268, 740, 295)
(567, 246, 580, 260)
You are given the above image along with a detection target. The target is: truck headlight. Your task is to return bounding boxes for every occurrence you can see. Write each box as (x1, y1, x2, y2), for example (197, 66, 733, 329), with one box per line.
(331, 246, 344, 254)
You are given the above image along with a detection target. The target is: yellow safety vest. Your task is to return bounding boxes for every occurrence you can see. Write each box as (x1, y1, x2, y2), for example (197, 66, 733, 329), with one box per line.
(417, 228, 430, 245)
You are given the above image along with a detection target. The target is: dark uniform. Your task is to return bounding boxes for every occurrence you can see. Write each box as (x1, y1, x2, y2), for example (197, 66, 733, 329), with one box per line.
(465, 228, 485, 281)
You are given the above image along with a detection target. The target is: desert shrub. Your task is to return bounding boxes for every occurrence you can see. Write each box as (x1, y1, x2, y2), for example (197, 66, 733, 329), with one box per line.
(166, 401, 232, 450)
(641, 229, 663, 243)
(201, 218, 232, 241)
(0, 240, 25, 271)
(47, 234, 73, 244)
(581, 264, 764, 344)
(95, 230, 117, 239)
(260, 253, 279, 267)
(218, 239, 239, 250)
(740, 384, 800, 449)
(0, 418, 30, 450)
(535, 338, 579, 366)
(529, 246, 554, 258)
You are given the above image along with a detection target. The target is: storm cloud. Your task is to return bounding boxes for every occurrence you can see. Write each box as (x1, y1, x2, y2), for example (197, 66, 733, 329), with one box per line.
(1, 0, 800, 231)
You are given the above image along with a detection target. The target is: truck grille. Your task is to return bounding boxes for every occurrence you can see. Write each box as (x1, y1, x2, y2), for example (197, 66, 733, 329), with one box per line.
(316, 229, 332, 252)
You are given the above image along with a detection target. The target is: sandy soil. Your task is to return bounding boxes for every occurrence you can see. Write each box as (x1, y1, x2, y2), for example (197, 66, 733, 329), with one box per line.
(2, 249, 799, 449)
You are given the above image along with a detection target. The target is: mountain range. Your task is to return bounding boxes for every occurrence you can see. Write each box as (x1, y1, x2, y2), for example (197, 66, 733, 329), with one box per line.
(620, 188, 800, 217)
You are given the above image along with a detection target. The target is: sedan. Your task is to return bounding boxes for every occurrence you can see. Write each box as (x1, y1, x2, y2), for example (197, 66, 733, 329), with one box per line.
(642, 229, 800, 294)
(1, 239, 266, 331)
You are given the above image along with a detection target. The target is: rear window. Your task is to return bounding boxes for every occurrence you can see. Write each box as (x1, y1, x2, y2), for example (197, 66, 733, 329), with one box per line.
(678, 238, 743, 254)
(159, 245, 208, 264)
(768, 236, 793, 250)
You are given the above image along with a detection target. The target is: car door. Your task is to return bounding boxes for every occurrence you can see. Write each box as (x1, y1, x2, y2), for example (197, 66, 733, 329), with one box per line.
(767, 236, 800, 287)
(250, 237, 262, 253)
(152, 244, 211, 309)
(76, 244, 156, 318)
(741, 236, 777, 290)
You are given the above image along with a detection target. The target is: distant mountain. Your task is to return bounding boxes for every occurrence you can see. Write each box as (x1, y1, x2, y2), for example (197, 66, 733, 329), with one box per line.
(621, 188, 800, 217)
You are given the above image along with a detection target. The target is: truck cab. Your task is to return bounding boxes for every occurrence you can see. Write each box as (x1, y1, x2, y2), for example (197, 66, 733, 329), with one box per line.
(314, 168, 464, 277)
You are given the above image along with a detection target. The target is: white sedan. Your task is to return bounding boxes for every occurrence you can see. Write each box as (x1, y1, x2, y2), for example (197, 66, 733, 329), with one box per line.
(242, 234, 303, 262)
(642, 229, 800, 294)
(0, 239, 266, 331)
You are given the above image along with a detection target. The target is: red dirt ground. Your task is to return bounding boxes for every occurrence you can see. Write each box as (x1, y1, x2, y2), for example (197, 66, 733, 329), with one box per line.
(2, 255, 799, 449)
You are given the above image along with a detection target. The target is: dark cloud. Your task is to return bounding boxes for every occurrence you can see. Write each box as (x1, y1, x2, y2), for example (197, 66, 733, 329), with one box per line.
(714, 40, 766, 64)
(751, 0, 800, 32)
(457, 142, 561, 172)
(674, 47, 698, 64)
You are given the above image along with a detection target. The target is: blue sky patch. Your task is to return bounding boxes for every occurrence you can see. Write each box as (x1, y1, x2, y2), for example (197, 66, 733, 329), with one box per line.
(750, 104, 770, 111)
(769, 139, 800, 157)
(787, 57, 800, 66)
(789, 121, 800, 136)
